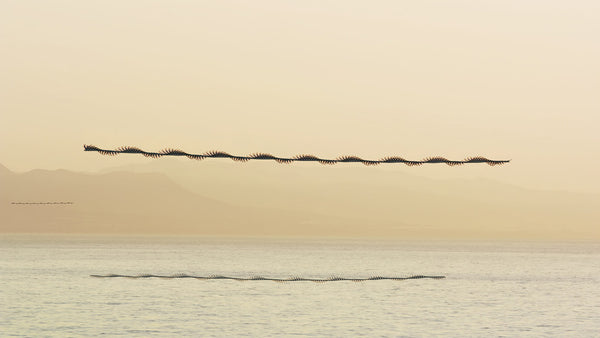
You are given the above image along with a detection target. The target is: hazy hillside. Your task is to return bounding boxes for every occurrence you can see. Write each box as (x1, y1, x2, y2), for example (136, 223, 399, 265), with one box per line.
(100, 158, 600, 240)
(0, 164, 352, 236)
(2, 161, 599, 239)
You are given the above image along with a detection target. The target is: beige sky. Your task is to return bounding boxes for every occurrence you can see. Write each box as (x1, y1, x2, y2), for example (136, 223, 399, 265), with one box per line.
(1, 0, 599, 192)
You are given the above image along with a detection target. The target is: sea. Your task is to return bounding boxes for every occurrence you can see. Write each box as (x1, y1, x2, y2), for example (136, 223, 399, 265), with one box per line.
(1, 234, 599, 337)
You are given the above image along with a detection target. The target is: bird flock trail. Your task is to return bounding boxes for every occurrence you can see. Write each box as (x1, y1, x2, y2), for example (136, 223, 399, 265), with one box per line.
(90, 274, 446, 282)
(11, 202, 74, 205)
(84, 145, 509, 166)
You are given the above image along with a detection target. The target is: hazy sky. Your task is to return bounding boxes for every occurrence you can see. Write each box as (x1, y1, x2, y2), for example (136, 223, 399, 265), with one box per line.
(1, 0, 599, 192)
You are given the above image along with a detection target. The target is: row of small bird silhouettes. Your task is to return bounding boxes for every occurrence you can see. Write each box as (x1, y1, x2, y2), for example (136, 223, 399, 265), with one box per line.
(90, 274, 446, 282)
(11, 202, 74, 204)
(84, 145, 509, 166)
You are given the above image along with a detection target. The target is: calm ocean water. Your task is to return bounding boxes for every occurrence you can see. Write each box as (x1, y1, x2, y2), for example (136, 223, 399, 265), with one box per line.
(1, 235, 599, 337)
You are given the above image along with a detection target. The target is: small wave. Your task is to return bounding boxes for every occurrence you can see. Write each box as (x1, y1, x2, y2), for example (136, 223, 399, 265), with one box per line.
(90, 274, 445, 282)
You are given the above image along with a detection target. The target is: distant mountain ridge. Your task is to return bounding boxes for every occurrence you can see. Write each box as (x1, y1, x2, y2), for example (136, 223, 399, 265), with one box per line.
(0, 163, 12, 175)
(2, 162, 599, 239)
(100, 159, 600, 240)
(0, 164, 350, 236)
